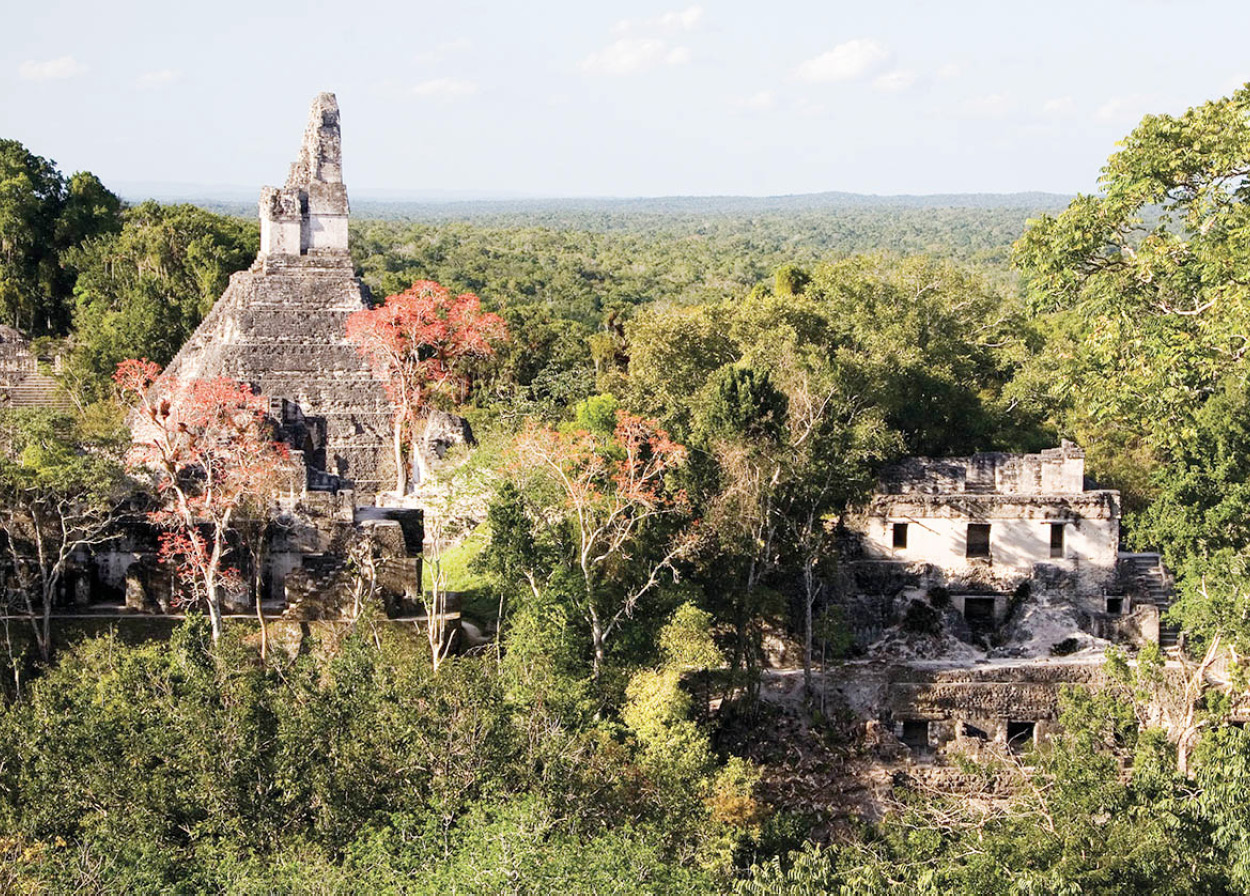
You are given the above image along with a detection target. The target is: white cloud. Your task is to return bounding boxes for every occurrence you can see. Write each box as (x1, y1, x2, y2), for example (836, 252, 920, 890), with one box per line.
(613, 6, 703, 35)
(585, 7, 702, 76)
(137, 69, 182, 88)
(874, 69, 916, 92)
(961, 92, 1015, 118)
(1095, 94, 1159, 123)
(411, 78, 479, 99)
(18, 56, 87, 81)
(655, 6, 703, 31)
(735, 90, 776, 111)
(794, 39, 890, 83)
(581, 38, 691, 76)
(1042, 96, 1075, 116)
(666, 45, 692, 65)
(936, 62, 964, 80)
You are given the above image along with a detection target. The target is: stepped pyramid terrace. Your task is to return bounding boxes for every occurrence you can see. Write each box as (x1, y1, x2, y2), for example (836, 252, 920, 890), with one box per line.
(99, 94, 432, 617)
(160, 92, 394, 494)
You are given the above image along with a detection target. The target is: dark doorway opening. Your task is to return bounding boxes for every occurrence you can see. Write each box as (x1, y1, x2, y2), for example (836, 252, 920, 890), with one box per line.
(1050, 522, 1065, 558)
(1106, 597, 1124, 615)
(1007, 720, 1036, 750)
(966, 523, 991, 558)
(892, 522, 909, 549)
(963, 597, 996, 632)
(901, 719, 929, 750)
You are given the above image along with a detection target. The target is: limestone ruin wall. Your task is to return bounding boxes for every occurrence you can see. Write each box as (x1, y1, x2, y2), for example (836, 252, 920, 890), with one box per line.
(161, 93, 394, 494)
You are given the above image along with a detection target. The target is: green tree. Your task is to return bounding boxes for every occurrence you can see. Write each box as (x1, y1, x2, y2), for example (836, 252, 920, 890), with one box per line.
(625, 302, 739, 435)
(66, 201, 256, 401)
(689, 353, 895, 700)
(511, 407, 692, 678)
(773, 263, 810, 297)
(802, 253, 1030, 456)
(1015, 82, 1250, 485)
(1132, 379, 1250, 649)
(0, 408, 127, 665)
(0, 141, 120, 335)
(687, 365, 791, 701)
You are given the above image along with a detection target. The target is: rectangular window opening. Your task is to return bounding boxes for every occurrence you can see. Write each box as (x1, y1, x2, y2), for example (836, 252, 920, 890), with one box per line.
(892, 522, 909, 549)
(1007, 720, 1036, 750)
(1106, 597, 1124, 615)
(901, 719, 930, 750)
(1049, 522, 1065, 559)
(963, 597, 996, 632)
(966, 523, 991, 559)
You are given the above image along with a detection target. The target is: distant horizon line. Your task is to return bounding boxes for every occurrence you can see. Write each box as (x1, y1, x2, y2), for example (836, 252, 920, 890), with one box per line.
(110, 181, 1077, 206)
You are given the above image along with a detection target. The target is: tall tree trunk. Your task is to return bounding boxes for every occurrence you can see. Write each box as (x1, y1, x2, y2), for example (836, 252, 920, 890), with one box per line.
(31, 511, 51, 664)
(393, 417, 408, 496)
(41, 574, 57, 667)
(206, 521, 227, 643)
(495, 589, 506, 668)
(589, 604, 605, 679)
(255, 587, 268, 661)
(803, 561, 814, 699)
(205, 576, 223, 643)
(250, 523, 269, 661)
(1177, 634, 1222, 776)
(426, 576, 450, 674)
(2, 611, 20, 697)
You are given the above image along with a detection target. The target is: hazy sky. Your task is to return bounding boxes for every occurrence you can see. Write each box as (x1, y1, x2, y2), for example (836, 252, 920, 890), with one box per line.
(2, 0, 1245, 198)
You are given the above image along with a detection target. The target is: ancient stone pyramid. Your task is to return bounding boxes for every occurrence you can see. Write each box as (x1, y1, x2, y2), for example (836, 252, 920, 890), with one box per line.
(162, 93, 394, 494)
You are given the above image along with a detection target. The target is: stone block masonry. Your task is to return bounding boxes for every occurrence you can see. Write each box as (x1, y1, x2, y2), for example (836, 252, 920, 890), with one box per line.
(847, 442, 1120, 600)
(260, 92, 349, 259)
(160, 94, 395, 494)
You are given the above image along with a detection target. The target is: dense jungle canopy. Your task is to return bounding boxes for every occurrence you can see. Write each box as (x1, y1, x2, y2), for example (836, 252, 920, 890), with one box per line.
(0, 83, 1249, 894)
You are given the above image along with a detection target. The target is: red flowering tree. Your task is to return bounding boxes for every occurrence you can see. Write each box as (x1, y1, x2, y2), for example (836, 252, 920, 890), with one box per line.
(115, 359, 290, 642)
(346, 281, 507, 495)
(513, 408, 692, 676)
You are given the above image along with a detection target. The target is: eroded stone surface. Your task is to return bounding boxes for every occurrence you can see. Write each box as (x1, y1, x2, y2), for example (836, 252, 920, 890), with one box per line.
(161, 94, 394, 493)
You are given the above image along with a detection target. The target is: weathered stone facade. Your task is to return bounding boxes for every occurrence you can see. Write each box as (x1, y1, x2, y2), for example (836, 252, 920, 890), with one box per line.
(840, 442, 1169, 650)
(259, 92, 349, 259)
(94, 94, 434, 622)
(830, 660, 1113, 756)
(161, 93, 394, 493)
(851, 442, 1120, 599)
(0, 326, 73, 411)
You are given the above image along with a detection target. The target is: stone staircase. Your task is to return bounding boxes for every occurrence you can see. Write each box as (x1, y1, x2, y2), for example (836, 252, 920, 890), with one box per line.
(0, 370, 74, 411)
(1120, 553, 1179, 648)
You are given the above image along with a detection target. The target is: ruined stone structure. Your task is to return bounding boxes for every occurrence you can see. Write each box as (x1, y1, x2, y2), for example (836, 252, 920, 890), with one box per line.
(258, 93, 349, 259)
(830, 442, 1175, 760)
(102, 491, 426, 620)
(832, 661, 1114, 755)
(0, 326, 73, 411)
(841, 442, 1161, 635)
(856, 442, 1119, 597)
(162, 93, 394, 494)
(97, 95, 436, 625)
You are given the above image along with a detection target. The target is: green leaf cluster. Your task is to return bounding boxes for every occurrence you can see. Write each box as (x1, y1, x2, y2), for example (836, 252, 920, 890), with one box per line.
(0, 140, 120, 334)
(65, 201, 257, 401)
